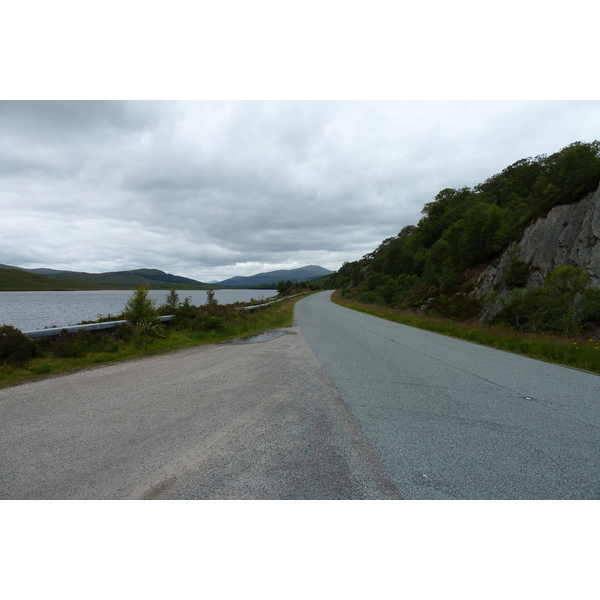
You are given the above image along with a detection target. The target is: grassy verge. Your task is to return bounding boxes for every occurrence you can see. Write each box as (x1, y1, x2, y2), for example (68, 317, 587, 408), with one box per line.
(0, 294, 307, 389)
(331, 291, 600, 375)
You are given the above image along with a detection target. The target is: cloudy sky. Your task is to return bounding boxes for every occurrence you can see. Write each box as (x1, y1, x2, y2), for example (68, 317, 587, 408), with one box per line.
(4, 1, 599, 575)
(2, 3, 598, 283)
(2, 100, 599, 282)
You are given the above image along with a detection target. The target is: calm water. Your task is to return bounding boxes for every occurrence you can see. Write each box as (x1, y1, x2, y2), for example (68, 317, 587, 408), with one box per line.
(0, 289, 277, 332)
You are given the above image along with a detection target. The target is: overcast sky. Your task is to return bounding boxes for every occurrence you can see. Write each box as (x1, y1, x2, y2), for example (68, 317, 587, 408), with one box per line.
(1, 100, 599, 282)
(4, 0, 599, 578)
(2, 2, 599, 283)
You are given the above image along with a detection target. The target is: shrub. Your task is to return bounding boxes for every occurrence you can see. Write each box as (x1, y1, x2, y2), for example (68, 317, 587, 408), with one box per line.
(40, 328, 114, 359)
(112, 323, 135, 342)
(0, 325, 39, 365)
(434, 293, 482, 320)
(358, 290, 384, 305)
(170, 297, 198, 329)
(132, 319, 166, 339)
(184, 313, 225, 332)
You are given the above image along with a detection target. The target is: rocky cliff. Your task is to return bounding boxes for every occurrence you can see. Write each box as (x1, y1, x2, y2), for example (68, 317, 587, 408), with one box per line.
(473, 180, 600, 319)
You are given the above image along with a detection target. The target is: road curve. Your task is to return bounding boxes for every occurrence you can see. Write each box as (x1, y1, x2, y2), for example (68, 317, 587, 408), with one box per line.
(295, 291, 600, 499)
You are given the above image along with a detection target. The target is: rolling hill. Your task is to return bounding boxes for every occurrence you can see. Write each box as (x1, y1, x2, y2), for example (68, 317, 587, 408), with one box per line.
(0, 265, 211, 290)
(0, 268, 100, 291)
(216, 265, 333, 287)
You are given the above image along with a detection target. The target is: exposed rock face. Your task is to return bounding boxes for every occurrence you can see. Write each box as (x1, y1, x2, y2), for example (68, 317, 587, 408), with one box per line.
(473, 180, 600, 319)
(518, 185, 600, 282)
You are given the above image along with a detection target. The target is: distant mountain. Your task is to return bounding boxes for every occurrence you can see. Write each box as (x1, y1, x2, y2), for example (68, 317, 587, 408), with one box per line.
(216, 265, 333, 287)
(0, 264, 211, 289)
(0, 263, 334, 290)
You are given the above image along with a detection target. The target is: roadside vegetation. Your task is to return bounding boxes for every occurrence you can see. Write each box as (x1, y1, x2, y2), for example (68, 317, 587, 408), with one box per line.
(316, 140, 600, 375)
(0, 285, 311, 388)
(332, 291, 600, 375)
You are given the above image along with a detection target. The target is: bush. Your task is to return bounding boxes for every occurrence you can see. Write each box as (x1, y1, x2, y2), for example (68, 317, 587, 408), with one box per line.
(37, 328, 121, 359)
(0, 325, 39, 365)
(184, 313, 225, 332)
(132, 319, 166, 339)
(492, 265, 596, 335)
(433, 293, 482, 320)
(169, 297, 199, 329)
(112, 323, 135, 342)
(358, 290, 384, 305)
(54, 329, 95, 358)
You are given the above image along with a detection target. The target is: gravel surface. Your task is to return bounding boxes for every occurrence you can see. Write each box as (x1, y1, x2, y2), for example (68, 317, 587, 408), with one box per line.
(0, 326, 399, 499)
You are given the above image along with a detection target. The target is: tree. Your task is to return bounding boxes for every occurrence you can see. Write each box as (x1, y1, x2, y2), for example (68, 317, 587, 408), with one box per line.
(544, 264, 591, 296)
(502, 248, 530, 289)
(122, 284, 158, 324)
(205, 289, 218, 306)
(494, 265, 593, 334)
(164, 288, 180, 313)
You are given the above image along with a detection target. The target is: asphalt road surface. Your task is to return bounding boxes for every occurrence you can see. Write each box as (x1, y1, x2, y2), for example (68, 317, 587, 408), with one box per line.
(2, 291, 599, 499)
(296, 291, 600, 499)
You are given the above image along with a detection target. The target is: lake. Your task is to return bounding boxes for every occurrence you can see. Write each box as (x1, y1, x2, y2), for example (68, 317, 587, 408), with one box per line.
(0, 289, 278, 332)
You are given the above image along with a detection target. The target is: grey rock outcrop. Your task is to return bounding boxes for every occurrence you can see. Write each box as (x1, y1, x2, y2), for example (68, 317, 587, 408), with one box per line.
(473, 180, 600, 319)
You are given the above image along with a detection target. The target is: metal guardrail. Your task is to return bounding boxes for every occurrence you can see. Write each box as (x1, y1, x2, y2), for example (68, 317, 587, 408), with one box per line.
(22, 315, 174, 338)
(236, 292, 308, 311)
(21, 292, 311, 337)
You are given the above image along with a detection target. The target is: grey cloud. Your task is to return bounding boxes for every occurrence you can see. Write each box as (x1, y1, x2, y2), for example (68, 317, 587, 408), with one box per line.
(2, 100, 600, 282)
(0, 101, 166, 139)
(0, 101, 172, 185)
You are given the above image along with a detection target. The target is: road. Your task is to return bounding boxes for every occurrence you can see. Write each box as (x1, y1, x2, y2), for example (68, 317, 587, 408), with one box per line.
(1, 291, 599, 499)
(0, 323, 398, 500)
(296, 291, 600, 499)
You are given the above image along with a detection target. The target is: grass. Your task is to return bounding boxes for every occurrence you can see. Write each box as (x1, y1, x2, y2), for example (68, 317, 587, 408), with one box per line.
(332, 291, 600, 375)
(0, 294, 306, 389)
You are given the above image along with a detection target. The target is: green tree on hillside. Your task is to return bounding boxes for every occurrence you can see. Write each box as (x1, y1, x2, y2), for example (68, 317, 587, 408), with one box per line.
(337, 140, 600, 325)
